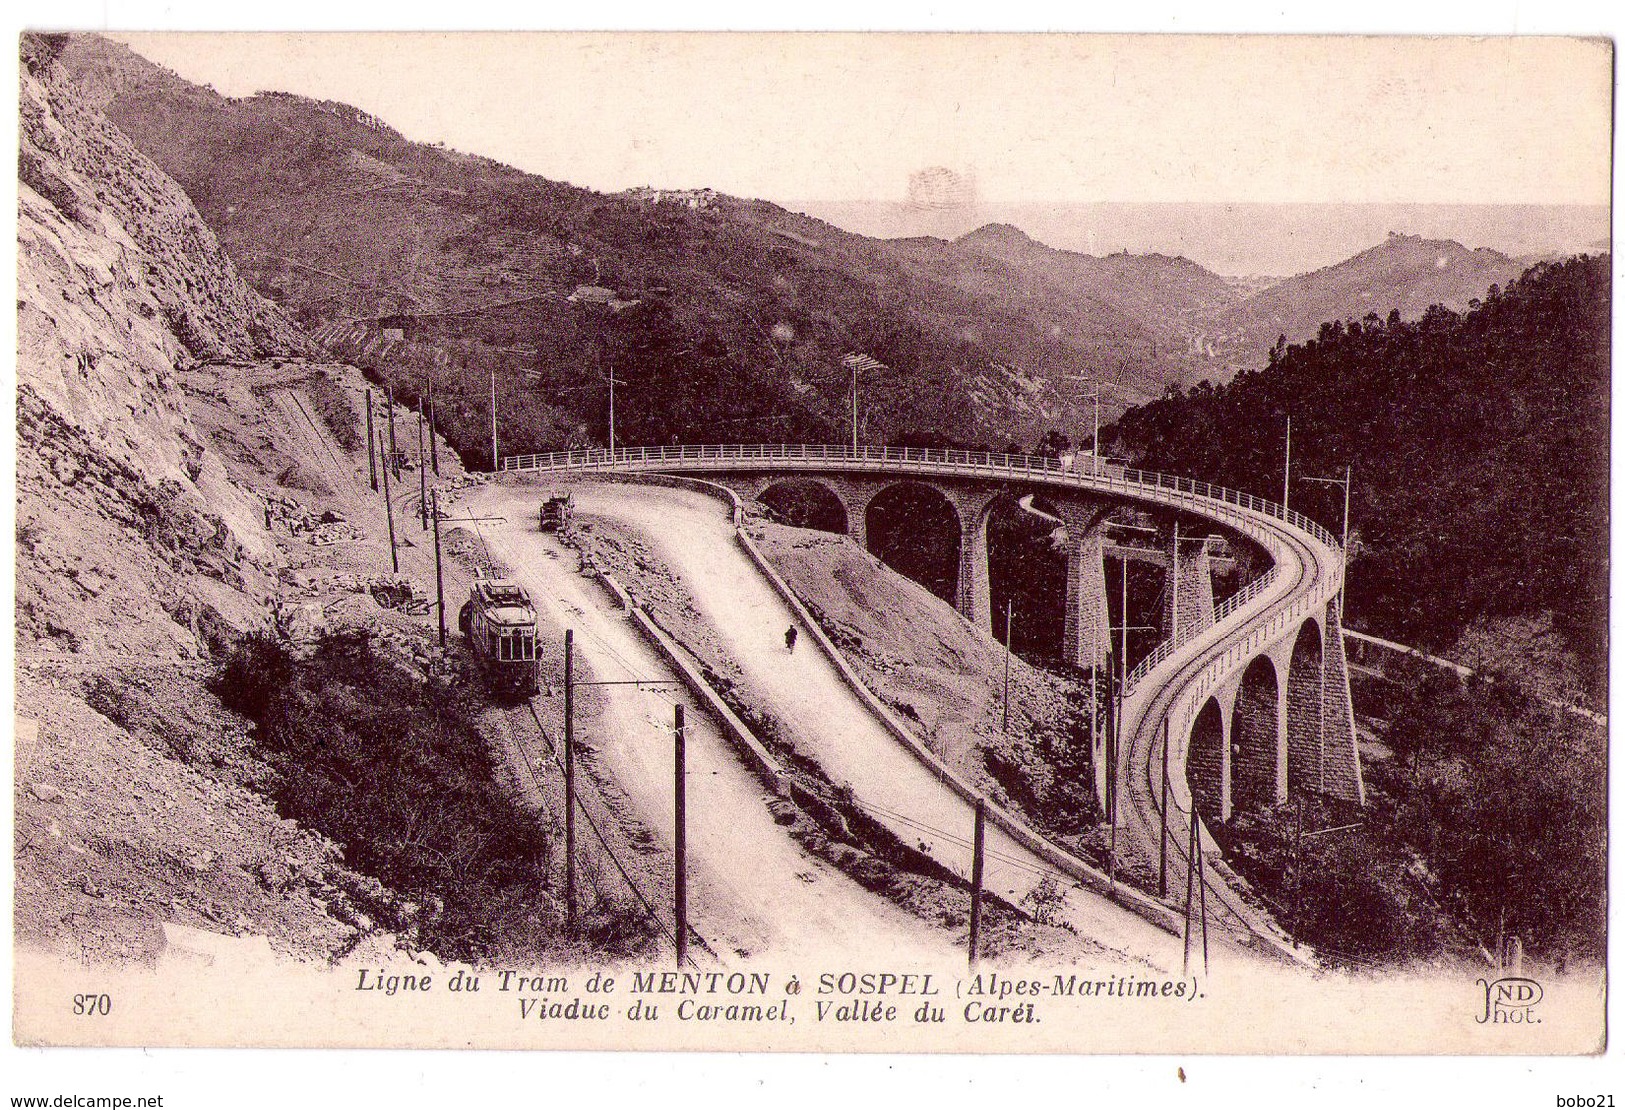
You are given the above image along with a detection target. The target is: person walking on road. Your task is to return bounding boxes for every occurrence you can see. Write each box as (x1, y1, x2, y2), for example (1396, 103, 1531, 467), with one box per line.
(785, 625, 798, 653)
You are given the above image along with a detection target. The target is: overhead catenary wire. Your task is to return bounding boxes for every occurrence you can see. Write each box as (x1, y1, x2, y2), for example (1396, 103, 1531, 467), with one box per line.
(519, 699, 707, 966)
(844, 795, 1254, 942)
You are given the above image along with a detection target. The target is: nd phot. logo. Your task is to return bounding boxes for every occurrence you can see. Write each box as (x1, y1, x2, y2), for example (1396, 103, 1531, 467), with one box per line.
(1476, 976, 1543, 1024)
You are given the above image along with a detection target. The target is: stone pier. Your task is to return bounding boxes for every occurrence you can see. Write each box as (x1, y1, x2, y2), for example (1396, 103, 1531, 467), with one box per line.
(1059, 502, 1112, 672)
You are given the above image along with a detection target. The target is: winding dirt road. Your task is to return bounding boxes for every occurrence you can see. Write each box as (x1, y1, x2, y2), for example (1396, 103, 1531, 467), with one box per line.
(459, 485, 957, 964)
(472, 481, 1195, 972)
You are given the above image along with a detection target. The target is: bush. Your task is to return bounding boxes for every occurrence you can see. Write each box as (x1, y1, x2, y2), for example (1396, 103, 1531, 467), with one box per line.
(212, 629, 653, 963)
(304, 370, 362, 450)
(1215, 665, 1606, 969)
(209, 631, 294, 721)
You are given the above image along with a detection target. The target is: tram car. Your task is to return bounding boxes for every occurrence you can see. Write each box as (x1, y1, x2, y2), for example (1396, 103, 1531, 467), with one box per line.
(458, 578, 540, 697)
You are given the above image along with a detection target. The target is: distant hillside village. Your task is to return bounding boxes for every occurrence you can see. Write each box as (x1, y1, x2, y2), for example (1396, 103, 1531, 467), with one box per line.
(254, 90, 401, 138)
(623, 185, 719, 210)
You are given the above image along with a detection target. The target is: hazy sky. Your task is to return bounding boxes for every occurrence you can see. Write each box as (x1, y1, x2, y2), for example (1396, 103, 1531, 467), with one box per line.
(114, 33, 1612, 208)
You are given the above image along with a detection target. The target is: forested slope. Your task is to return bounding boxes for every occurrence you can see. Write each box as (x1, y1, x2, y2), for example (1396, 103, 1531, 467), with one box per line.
(1108, 256, 1609, 700)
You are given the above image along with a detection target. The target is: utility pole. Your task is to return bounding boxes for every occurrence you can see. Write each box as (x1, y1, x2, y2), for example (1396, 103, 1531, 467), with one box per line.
(841, 353, 884, 454)
(431, 488, 446, 648)
(1104, 549, 1152, 880)
(1196, 817, 1210, 974)
(490, 367, 499, 471)
(1001, 600, 1013, 736)
(1092, 378, 1100, 460)
(379, 426, 399, 573)
(1112, 556, 1131, 887)
(417, 408, 428, 531)
(1282, 415, 1292, 513)
(674, 703, 688, 969)
(1089, 667, 1097, 764)
(1108, 661, 1118, 896)
(608, 364, 616, 457)
(387, 386, 399, 479)
(564, 629, 577, 933)
(1159, 718, 1170, 898)
(851, 364, 859, 453)
(1320, 633, 1328, 795)
(365, 389, 378, 491)
(1341, 463, 1351, 598)
(967, 798, 986, 969)
(427, 367, 440, 476)
(1302, 466, 1356, 795)
(1170, 520, 1180, 645)
(1303, 467, 1354, 607)
(1183, 809, 1197, 976)
(1061, 373, 1102, 471)
(1289, 801, 1303, 948)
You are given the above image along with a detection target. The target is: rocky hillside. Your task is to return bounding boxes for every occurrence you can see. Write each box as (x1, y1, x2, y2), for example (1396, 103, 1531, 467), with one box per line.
(16, 36, 531, 969)
(18, 33, 347, 963)
(18, 34, 316, 662)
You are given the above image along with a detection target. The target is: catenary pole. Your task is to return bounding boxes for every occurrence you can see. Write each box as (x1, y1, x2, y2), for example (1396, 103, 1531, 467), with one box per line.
(1341, 464, 1352, 604)
(851, 364, 859, 453)
(1108, 663, 1118, 896)
(1159, 718, 1170, 898)
(1090, 666, 1097, 787)
(379, 426, 398, 574)
(1282, 415, 1291, 514)
(564, 629, 577, 933)
(1002, 600, 1012, 736)
(1171, 520, 1180, 645)
(1093, 380, 1100, 460)
(386, 386, 399, 479)
(967, 798, 986, 969)
(417, 409, 428, 530)
(365, 389, 378, 491)
(674, 703, 688, 969)
(1197, 818, 1210, 974)
(431, 488, 446, 648)
(1183, 809, 1197, 976)
(427, 367, 440, 476)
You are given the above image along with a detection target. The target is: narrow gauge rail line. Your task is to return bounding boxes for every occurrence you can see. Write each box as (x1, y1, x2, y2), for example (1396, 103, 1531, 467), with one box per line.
(495, 698, 713, 966)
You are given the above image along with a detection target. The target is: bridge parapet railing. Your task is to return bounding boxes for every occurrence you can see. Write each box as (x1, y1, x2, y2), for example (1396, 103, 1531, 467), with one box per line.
(1124, 564, 1284, 690)
(500, 443, 1341, 543)
(501, 447, 1343, 665)
(501, 443, 1343, 689)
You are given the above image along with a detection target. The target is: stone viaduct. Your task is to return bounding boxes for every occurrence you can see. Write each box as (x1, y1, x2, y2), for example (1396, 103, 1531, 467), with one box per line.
(501, 445, 1365, 833)
(711, 467, 1360, 818)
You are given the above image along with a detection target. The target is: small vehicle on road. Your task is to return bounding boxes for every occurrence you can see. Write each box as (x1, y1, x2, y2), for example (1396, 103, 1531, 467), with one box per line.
(459, 578, 540, 697)
(538, 491, 574, 532)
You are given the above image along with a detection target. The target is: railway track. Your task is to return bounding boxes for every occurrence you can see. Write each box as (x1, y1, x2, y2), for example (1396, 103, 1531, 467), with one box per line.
(488, 697, 713, 965)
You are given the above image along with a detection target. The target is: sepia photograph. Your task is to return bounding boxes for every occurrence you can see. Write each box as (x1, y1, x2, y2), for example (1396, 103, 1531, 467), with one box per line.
(7, 6, 1617, 1103)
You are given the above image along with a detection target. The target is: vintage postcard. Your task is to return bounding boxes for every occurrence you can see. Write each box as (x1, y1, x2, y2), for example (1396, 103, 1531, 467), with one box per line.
(10, 25, 1613, 1076)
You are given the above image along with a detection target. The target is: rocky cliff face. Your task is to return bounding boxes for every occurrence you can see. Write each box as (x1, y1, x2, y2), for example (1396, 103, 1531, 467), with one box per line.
(17, 35, 315, 660)
(15, 37, 421, 966)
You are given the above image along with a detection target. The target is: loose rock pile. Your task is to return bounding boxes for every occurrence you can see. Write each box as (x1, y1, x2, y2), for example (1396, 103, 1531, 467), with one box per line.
(263, 491, 362, 545)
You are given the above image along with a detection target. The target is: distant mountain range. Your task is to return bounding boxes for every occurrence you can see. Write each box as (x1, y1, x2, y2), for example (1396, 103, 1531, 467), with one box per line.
(55, 33, 1584, 462)
(799, 198, 1609, 277)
